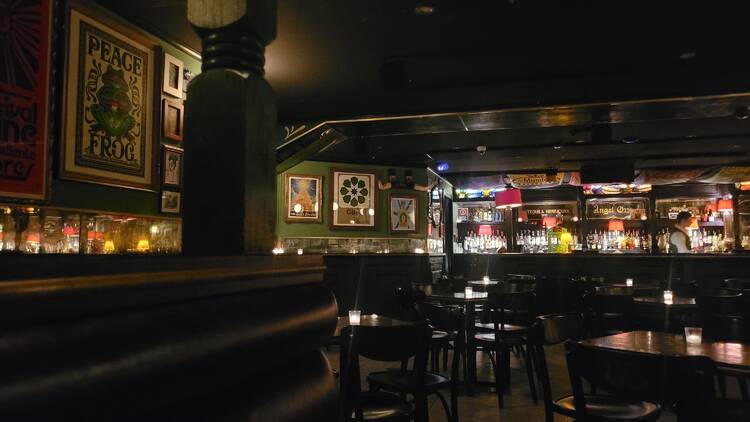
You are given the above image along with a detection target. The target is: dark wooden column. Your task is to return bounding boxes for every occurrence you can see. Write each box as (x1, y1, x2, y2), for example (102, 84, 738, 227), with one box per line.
(183, 0, 278, 255)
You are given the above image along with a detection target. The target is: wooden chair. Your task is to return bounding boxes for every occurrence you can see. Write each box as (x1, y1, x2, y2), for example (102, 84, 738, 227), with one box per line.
(475, 287, 537, 409)
(585, 286, 634, 337)
(565, 341, 715, 422)
(340, 323, 431, 422)
(369, 304, 463, 422)
(530, 313, 584, 422)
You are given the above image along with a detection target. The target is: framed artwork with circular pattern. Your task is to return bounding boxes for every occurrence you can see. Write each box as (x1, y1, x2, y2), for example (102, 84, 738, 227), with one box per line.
(329, 169, 376, 229)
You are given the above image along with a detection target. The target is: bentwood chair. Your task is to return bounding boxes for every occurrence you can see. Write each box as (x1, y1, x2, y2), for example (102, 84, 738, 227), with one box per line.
(475, 286, 537, 409)
(368, 303, 463, 422)
(340, 323, 432, 422)
(585, 286, 634, 337)
(725, 278, 750, 292)
(565, 341, 715, 422)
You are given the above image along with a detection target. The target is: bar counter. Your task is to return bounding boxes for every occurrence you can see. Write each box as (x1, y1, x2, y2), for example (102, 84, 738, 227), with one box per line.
(454, 252, 750, 282)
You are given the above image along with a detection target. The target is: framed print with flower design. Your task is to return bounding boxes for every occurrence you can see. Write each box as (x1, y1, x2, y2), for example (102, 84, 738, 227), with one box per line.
(60, 1, 156, 191)
(389, 194, 418, 233)
(329, 169, 376, 229)
(285, 173, 322, 222)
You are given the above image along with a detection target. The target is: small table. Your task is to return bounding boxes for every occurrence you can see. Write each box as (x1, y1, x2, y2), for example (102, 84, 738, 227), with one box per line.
(426, 291, 489, 394)
(468, 280, 500, 288)
(581, 330, 750, 369)
(333, 315, 411, 339)
(633, 296, 697, 332)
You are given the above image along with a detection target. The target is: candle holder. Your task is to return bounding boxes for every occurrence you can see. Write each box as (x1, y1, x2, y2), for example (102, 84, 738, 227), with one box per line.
(684, 327, 703, 345)
(465, 286, 473, 298)
(663, 290, 673, 305)
(349, 310, 361, 325)
(626, 278, 633, 287)
(482, 275, 490, 283)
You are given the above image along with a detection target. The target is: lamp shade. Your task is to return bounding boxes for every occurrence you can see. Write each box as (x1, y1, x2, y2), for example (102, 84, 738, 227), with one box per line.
(688, 217, 699, 230)
(608, 219, 624, 232)
(478, 225, 493, 236)
(542, 216, 559, 228)
(718, 199, 733, 213)
(495, 188, 522, 208)
(560, 232, 573, 244)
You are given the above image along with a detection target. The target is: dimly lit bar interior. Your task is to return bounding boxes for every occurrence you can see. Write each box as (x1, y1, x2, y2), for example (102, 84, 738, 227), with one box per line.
(3, 1, 750, 420)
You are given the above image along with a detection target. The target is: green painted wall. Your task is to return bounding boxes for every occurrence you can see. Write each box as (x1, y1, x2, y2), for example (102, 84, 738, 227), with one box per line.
(277, 161, 428, 239)
(45, 9, 201, 217)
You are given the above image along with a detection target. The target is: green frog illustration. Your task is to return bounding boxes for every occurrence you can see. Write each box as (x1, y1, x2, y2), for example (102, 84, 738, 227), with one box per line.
(90, 65, 135, 139)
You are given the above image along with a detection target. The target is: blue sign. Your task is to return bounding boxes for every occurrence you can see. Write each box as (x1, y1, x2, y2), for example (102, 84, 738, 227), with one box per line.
(436, 162, 449, 172)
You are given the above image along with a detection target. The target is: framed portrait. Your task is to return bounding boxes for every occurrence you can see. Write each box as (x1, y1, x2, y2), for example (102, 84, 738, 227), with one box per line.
(0, 0, 53, 201)
(60, 1, 156, 191)
(285, 173, 322, 222)
(162, 52, 183, 98)
(162, 98, 184, 142)
(389, 194, 418, 233)
(329, 169, 376, 229)
(162, 145, 182, 187)
(160, 190, 181, 214)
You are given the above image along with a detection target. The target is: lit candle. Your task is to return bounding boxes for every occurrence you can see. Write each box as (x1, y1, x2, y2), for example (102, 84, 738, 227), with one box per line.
(483, 275, 490, 283)
(626, 278, 633, 287)
(349, 310, 361, 325)
(371, 313, 378, 319)
(297, 248, 304, 255)
(685, 327, 702, 345)
(465, 286, 473, 298)
(663, 290, 673, 304)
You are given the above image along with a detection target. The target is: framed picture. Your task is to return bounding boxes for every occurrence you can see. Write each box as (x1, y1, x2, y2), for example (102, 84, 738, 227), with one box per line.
(0, 0, 53, 200)
(284, 173, 322, 222)
(60, 1, 156, 191)
(162, 145, 183, 187)
(389, 194, 418, 233)
(162, 52, 184, 98)
(162, 98, 184, 142)
(160, 190, 181, 214)
(329, 169, 377, 229)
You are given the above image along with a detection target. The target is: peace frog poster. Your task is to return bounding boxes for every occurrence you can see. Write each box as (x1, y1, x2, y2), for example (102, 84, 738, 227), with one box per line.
(62, 8, 154, 190)
(0, 0, 52, 200)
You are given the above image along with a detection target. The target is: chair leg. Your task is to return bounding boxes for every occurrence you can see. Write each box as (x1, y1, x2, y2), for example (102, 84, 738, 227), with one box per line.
(522, 345, 538, 403)
(738, 376, 748, 401)
(443, 343, 449, 371)
(718, 373, 727, 398)
(493, 350, 504, 409)
(501, 346, 511, 392)
(431, 347, 438, 373)
(434, 391, 452, 422)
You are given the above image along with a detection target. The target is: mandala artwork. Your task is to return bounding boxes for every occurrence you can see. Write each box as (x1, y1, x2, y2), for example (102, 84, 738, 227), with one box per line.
(330, 170, 376, 228)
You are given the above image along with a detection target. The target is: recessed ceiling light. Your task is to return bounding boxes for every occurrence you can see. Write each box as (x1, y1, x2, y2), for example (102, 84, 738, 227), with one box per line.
(414, 4, 435, 15)
(679, 51, 696, 60)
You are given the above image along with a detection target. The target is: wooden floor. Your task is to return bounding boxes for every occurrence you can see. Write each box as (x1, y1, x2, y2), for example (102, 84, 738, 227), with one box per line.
(326, 343, 681, 422)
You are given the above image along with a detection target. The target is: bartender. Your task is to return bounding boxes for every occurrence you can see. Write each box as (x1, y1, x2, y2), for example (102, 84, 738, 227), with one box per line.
(669, 211, 692, 253)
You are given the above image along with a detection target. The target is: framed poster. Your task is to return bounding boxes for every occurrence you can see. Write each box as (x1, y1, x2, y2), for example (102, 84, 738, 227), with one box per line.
(162, 98, 184, 142)
(162, 145, 182, 187)
(60, 2, 156, 191)
(160, 190, 181, 214)
(329, 169, 376, 229)
(162, 53, 183, 98)
(389, 194, 418, 233)
(0, 0, 53, 200)
(284, 173, 322, 222)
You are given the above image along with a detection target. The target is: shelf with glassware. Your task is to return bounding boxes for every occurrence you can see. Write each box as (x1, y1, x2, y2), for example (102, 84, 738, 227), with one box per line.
(582, 196, 651, 254)
(513, 201, 581, 253)
(454, 201, 510, 254)
(653, 196, 733, 253)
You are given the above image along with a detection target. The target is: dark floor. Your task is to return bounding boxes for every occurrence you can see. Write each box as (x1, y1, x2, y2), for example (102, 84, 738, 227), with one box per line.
(326, 343, 682, 422)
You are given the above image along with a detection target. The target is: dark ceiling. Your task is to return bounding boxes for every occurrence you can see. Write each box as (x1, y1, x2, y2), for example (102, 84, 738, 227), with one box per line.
(96, 0, 750, 181)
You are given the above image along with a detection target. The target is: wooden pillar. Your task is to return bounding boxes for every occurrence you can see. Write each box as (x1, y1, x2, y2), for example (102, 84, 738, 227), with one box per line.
(183, 0, 278, 255)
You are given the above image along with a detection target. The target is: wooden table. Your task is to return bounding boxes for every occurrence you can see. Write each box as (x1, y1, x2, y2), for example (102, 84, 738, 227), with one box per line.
(633, 295, 697, 333)
(333, 315, 411, 339)
(581, 330, 750, 369)
(426, 291, 489, 394)
(468, 279, 500, 287)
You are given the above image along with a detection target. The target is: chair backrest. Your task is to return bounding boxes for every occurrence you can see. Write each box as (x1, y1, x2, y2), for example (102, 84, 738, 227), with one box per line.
(395, 286, 426, 321)
(486, 289, 536, 328)
(531, 313, 584, 422)
(341, 323, 431, 420)
(419, 302, 463, 334)
(696, 278, 725, 294)
(565, 341, 715, 418)
(725, 278, 750, 291)
(439, 274, 466, 292)
(535, 276, 578, 314)
(697, 291, 743, 317)
(696, 291, 744, 341)
(590, 288, 634, 314)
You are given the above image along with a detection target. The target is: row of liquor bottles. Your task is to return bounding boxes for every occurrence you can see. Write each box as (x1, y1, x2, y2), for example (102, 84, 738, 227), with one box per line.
(655, 228, 730, 254)
(459, 231, 508, 253)
(456, 207, 504, 223)
(586, 230, 651, 252)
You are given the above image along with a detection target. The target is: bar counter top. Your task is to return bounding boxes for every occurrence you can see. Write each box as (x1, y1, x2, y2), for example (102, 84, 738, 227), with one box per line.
(457, 252, 750, 259)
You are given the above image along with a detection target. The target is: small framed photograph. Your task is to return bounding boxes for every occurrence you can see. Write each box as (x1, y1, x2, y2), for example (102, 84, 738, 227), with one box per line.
(162, 145, 183, 187)
(162, 52, 184, 97)
(389, 194, 418, 233)
(160, 190, 181, 214)
(162, 98, 184, 142)
(285, 173, 323, 222)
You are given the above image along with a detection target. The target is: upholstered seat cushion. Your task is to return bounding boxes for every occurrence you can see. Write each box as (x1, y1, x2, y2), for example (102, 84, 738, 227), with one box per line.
(352, 391, 412, 421)
(367, 370, 450, 392)
(553, 394, 661, 421)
